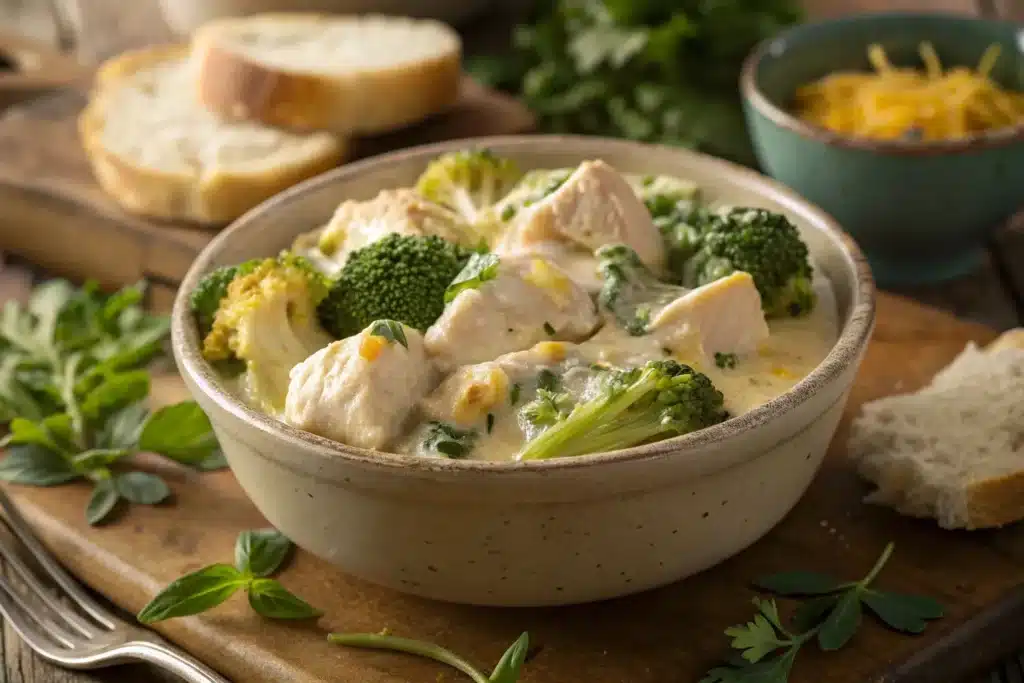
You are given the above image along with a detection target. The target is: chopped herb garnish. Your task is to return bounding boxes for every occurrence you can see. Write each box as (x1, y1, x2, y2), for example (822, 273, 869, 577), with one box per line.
(368, 320, 409, 349)
(509, 383, 522, 406)
(535, 368, 560, 392)
(486, 413, 495, 434)
(420, 422, 477, 459)
(714, 352, 738, 370)
(444, 253, 500, 303)
(543, 321, 556, 336)
(501, 205, 517, 221)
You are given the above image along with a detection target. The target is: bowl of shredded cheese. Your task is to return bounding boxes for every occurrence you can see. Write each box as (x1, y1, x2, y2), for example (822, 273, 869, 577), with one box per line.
(741, 12, 1023, 286)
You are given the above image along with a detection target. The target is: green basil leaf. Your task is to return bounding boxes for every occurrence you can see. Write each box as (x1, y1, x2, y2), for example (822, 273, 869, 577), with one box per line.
(0, 356, 44, 422)
(490, 632, 530, 683)
(193, 449, 229, 472)
(27, 279, 75, 347)
(86, 479, 121, 526)
(98, 402, 149, 449)
(752, 571, 843, 596)
(115, 472, 170, 505)
(136, 564, 246, 624)
(99, 282, 145, 332)
(81, 371, 150, 421)
(235, 529, 292, 578)
(1, 417, 64, 453)
(817, 590, 862, 651)
(138, 401, 218, 464)
(0, 444, 80, 486)
(247, 579, 322, 620)
(445, 253, 500, 303)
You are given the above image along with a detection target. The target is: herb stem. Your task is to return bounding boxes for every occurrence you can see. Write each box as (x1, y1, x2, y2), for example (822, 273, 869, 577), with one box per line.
(328, 633, 491, 683)
(861, 542, 895, 587)
(59, 353, 87, 450)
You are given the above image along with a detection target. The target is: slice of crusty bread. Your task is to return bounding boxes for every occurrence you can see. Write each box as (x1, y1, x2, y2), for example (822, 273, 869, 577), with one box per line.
(79, 45, 347, 225)
(192, 13, 462, 135)
(849, 328, 1024, 530)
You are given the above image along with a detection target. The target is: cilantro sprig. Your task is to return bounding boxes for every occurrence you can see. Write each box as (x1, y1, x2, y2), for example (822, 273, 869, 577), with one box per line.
(702, 542, 944, 683)
(329, 631, 531, 683)
(137, 528, 321, 623)
(0, 279, 227, 525)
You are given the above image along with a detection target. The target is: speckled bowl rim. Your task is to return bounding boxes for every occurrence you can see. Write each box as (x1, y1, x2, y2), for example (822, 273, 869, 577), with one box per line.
(171, 135, 876, 475)
(740, 11, 1024, 156)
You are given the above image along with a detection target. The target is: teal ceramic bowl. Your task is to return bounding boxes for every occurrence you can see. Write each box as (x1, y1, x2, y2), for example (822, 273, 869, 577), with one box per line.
(741, 12, 1024, 286)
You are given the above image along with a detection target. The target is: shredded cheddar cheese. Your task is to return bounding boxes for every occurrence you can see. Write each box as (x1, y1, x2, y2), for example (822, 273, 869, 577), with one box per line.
(793, 42, 1023, 141)
(523, 258, 573, 307)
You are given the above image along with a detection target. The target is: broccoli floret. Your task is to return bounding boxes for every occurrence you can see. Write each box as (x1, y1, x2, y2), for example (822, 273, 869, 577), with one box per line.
(200, 252, 332, 413)
(596, 244, 687, 336)
(652, 200, 714, 283)
(517, 359, 728, 460)
(415, 149, 522, 241)
(420, 421, 477, 459)
(519, 388, 574, 430)
(687, 208, 816, 318)
(317, 234, 474, 338)
(635, 174, 700, 219)
(714, 352, 738, 369)
(189, 259, 263, 337)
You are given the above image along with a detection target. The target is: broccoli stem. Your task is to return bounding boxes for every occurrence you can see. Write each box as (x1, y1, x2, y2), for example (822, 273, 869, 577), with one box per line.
(517, 367, 662, 461)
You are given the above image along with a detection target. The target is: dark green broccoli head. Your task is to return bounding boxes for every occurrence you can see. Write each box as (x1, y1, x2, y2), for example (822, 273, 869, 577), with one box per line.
(517, 359, 728, 460)
(652, 200, 714, 284)
(189, 258, 262, 337)
(596, 244, 687, 336)
(687, 208, 816, 318)
(317, 234, 474, 338)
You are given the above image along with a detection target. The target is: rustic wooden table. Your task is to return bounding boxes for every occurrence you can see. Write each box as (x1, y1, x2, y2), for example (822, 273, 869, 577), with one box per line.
(0, 0, 1022, 681)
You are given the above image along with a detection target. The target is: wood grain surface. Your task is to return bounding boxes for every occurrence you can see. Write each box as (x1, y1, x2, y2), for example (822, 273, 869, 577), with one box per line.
(0, 293, 1021, 683)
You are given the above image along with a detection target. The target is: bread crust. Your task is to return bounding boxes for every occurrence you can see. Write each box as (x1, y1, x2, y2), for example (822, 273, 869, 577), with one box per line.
(192, 14, 462, 135)
(79, 44, 347, 225)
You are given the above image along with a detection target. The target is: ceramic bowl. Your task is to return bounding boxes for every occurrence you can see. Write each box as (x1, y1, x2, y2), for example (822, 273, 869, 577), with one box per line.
(171, 136, 875, 607)
(741, 12, 1024, 287)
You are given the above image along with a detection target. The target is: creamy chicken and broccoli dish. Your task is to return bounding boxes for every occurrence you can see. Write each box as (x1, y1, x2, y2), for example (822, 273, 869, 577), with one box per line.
(188, 150, 839, 462)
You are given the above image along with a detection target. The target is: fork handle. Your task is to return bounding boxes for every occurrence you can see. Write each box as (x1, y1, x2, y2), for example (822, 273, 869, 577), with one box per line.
(121, 641, 232, 683)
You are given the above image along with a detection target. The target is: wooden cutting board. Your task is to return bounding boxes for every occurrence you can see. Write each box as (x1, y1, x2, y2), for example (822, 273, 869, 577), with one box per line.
(2, 293, 1023, 683)
(0, 75, 535, 312)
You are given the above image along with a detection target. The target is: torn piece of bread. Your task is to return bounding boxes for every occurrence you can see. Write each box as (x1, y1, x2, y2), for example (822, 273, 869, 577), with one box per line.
(848, 328, 1024, 530)
(79, 45, 346, 225)
(192, 14, 462, 135)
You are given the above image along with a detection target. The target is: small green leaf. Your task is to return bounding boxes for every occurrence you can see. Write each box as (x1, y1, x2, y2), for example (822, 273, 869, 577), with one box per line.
(138, 401, 219, 464)
(136, 564, 246, 624)
(81, 371, 150, 421)
(86, 479, 120, 525)
(725, 600, 790, 664)
(817, 590, 862, 651)
(0, 445, 80, 486)
(489, 632, 530, 683)
(791, 595, 839, 632)
(115, 472, 170, 505)
(1, 417, 64, 453)
(193, 449, 229, 471)
(753, 571, 843, 596)
(367, 320, 409, 349)
(98, 402, 149, 449)
(72, 448, 131, 471)
(247, 579, 322, 620)
(235, 529, 293, 578)
(445, 253, 500, 303)
(542, 321, 555, 336)
(862, 591, 944, 634)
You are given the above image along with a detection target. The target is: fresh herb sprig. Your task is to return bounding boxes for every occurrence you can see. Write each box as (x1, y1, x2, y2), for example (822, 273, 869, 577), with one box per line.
(0, 279, 227, 525)
(329, 630, 531, 683)
(701, 542, 944, 683)
(137, 528, 321, 623)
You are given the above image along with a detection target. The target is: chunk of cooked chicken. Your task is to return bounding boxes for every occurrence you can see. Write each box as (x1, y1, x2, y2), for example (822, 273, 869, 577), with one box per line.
(420, 341, 583, 428)
(424, 255, 600, 370)
(283, 321, 437, 450)
(496, 160, 666, 272)
(651, 271, 769, 359)
(493, 240, 604, 294)
(292, 189, 472, 275)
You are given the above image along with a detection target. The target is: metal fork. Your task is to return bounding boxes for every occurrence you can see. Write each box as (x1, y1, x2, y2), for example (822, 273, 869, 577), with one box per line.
(0, 487, 230, 682)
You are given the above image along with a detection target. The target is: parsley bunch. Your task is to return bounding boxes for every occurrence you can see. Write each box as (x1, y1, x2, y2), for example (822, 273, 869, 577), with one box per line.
(469, 0, 803, 166)
(0, 279, 226, 525)
(702, 542, 944, 682)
